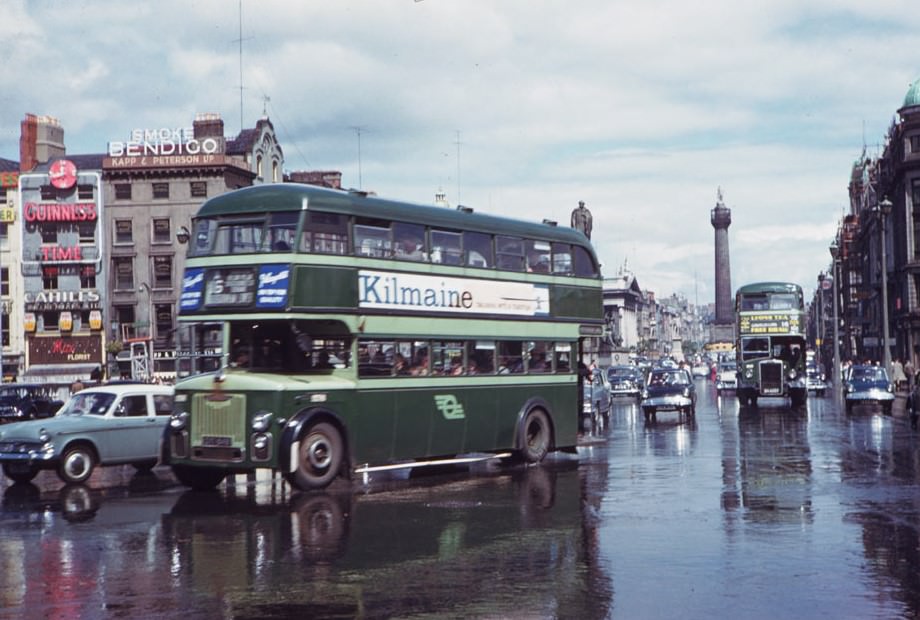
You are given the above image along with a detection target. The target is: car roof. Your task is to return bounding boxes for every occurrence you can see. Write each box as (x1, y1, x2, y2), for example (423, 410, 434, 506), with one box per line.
(76, 384, 173, 396)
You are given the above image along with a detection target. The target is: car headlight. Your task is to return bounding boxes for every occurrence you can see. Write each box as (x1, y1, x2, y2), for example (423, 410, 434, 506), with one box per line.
(888, 384, 894, 393)
(38, 428, 51, 443)
(683, 388, 691, 398)
(252, 411, 273, 432)
(787, 369, 797, 380)
(641, 389, 648, 399)
(745, 368, 753, 379)
(169, 411, 189, 431)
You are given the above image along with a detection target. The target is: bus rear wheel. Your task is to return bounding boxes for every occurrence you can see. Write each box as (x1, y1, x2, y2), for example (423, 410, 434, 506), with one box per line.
(288, 421, 344, 491)
(520, 408, 551, 463)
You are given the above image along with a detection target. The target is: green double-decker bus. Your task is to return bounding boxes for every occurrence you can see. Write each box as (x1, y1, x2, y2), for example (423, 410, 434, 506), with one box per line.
(166, 183, 604, 491)
(735, 282, 808, 408)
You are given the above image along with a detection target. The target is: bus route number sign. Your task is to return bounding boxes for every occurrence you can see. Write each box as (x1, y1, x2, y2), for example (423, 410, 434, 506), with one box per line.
(204, 269, 256, 307)
(739, 314, 800, 335)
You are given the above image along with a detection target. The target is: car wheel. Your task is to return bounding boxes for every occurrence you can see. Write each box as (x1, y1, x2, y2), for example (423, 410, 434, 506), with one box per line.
(519, 408, 552, 464)
(286, 421, 345, 490)
(171, 464, 226, 491)
(2, 462, 39, 484)
(58, 445, 96, 484)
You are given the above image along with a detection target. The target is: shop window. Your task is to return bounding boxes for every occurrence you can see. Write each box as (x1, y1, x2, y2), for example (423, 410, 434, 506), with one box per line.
(41, 311, 60, 332)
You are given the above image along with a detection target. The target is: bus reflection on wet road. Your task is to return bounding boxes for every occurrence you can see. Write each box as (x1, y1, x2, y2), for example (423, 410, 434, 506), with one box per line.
(4, 379, 920, 618)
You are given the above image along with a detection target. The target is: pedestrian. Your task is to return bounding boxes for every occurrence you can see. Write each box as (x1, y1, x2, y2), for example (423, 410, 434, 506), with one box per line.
(906, 358, 915, 389)
(70, 378, 85, 394)
(891, 358, 907, 392)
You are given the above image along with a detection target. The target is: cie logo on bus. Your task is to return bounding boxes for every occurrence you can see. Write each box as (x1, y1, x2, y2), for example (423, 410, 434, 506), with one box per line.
(434, 395, 465, 420)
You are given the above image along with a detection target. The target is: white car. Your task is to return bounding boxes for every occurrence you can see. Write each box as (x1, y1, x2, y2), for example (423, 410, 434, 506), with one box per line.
(715, 361, 737, 394)
(0, 383, 174, 485)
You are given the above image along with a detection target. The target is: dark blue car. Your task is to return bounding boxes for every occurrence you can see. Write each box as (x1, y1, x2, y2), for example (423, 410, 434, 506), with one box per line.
(844, 365, 894, 414)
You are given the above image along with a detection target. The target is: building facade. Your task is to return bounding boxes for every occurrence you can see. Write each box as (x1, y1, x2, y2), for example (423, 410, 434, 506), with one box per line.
(831, 77, 920, 370)
(10, 112, 285, 384)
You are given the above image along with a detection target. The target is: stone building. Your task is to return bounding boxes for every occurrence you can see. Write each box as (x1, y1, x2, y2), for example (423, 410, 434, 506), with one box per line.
(10, 112, 285, 383)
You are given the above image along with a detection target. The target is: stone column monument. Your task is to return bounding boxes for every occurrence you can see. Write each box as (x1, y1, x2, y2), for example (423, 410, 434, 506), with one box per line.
(710, 188, 734, 343)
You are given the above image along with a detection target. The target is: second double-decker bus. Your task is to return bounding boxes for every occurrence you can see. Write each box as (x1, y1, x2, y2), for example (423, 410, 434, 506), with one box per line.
(165, 183, 604, 491)
(735, 282, 808, 408)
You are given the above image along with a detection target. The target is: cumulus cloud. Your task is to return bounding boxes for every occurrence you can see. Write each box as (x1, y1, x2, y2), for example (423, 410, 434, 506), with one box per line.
(2, 0, 919, 300)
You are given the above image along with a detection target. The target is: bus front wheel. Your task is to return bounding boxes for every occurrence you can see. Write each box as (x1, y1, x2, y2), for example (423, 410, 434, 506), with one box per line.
(288, 421, 344, 491)
(520, 408, 551, 463)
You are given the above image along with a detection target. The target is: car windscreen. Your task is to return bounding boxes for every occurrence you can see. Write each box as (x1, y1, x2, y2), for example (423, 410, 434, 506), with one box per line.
(58, 392, 117, 416)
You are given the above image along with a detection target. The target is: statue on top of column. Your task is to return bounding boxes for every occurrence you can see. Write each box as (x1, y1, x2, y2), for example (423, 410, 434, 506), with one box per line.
(571, 200, 593, 240)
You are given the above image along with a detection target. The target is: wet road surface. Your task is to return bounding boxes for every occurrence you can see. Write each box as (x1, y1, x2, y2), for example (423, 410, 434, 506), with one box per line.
(3, 380, 920, 618)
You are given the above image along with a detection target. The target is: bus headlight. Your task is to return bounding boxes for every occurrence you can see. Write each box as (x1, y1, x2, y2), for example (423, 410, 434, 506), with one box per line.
(744, 368, 753, 379)
(252, 411, 273, 432)
(170, 411, 189, 431)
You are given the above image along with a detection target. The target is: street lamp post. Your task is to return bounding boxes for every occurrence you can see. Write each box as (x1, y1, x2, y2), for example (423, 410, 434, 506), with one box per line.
(817, 273, 825, 369)
(878, 197, 893, 372)
(830, 242, 841, 390)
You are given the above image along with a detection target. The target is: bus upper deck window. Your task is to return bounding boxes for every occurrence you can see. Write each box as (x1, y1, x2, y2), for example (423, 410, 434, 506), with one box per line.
(572, 245, 598, 277)
(393, 222, 427, 261)
(464, 231, 493, 268)
(354, 223, 391, 258)
(264, 212, 298, 253)
(551, 243, 573, 275)
(497, 236, 524, 271)
(431, 230, 462, 265)
(302, 212, 348, 255)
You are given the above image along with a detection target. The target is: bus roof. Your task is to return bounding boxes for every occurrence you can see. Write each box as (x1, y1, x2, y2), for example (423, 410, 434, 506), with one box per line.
(735, 282, 803, 295)
(195, 183, 594, 248)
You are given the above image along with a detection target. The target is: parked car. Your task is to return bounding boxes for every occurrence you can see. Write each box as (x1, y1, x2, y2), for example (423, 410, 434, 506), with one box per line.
(641, 367, 696, 422)
(0, 383, 174, 484)
(583, 371, 611, 423)
(0, 384, 65, 424)
(715, 360, 737, 395)
(806, 363, 827, 396)
(844, 364, 894, 414)
(606, 365, 643, 401)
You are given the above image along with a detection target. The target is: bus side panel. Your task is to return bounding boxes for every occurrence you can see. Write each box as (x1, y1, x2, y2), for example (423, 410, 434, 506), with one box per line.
(348, 390, 398, 465)
(459, 384, 500, 453)
(552, 285, 603, 320)
(292, 266, 357, 308)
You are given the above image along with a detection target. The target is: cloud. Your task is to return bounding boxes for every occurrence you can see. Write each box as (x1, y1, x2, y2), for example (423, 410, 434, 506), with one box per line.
(2, 0, 919, 304)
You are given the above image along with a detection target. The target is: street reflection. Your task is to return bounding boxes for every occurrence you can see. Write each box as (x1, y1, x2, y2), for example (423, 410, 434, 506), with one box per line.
(721, 405, 813, 527)
(0, 461, 613, 618)
(161, 463, 613, 618)
(839, 408, 920, 617)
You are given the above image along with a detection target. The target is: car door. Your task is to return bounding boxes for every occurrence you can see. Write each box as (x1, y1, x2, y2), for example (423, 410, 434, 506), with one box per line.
(103, 393, 160, 462)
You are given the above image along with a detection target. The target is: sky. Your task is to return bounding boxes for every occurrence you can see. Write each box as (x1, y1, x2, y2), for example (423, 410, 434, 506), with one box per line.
(2, 0, 920, 304)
